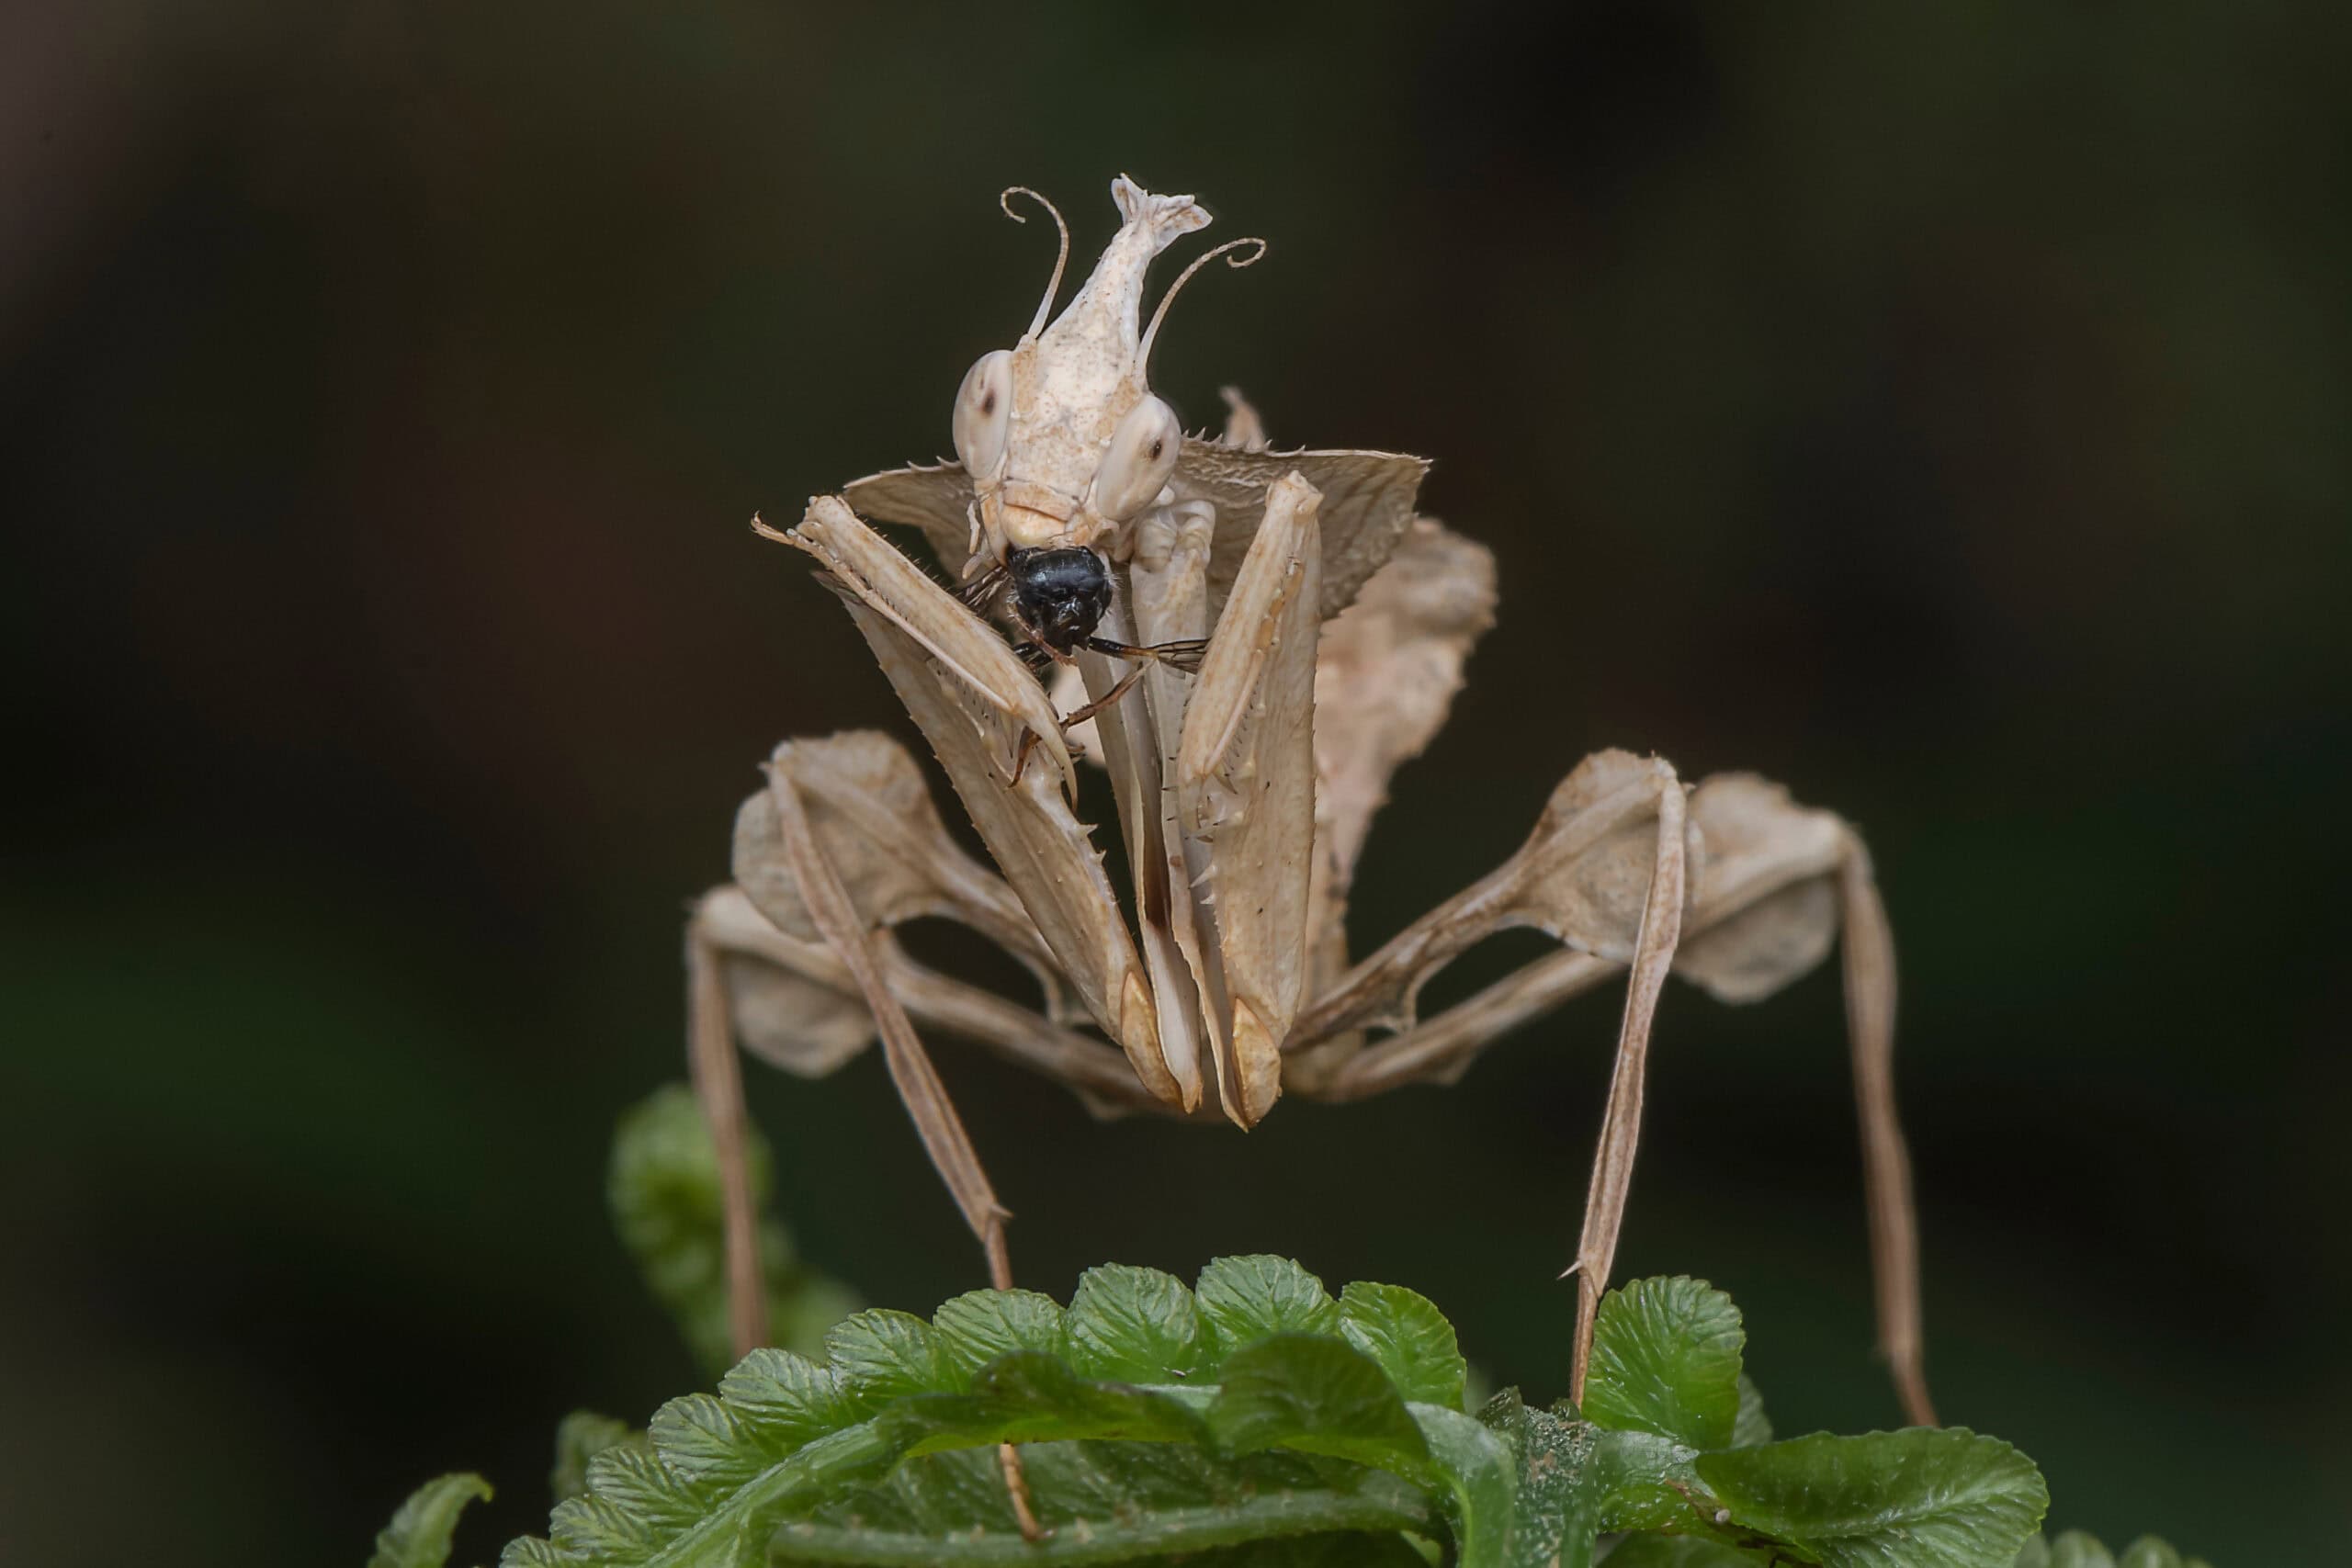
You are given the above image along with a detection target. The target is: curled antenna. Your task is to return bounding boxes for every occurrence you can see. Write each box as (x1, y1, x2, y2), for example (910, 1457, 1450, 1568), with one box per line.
(1000, 186, 1070, 340)
(1137, 236, 1267, 380)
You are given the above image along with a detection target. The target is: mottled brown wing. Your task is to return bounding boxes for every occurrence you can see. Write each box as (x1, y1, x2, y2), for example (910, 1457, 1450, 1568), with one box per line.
(843, 444, 1430, 620)
(842, 461, 978, 576)
(1170, 441, 1430, 621)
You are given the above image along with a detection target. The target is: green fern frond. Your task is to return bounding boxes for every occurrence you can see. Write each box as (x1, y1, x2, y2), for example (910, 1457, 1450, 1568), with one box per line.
(494, 1263, 2048, 1568)
(554, 1412, 649, 1503)
(2012, 1530, 2215, 1568)
(370, 1473, 492, 1568)
(608, 1085, 857, 1375)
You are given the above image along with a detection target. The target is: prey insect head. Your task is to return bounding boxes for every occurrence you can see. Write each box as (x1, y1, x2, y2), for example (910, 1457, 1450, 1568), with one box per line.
(948, 176, 1263, 559)
(1005, 546, 1113, 655)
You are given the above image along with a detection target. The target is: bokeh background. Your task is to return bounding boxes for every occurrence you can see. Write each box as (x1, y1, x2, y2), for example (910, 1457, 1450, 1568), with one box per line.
(5, 3, 2347, 1562)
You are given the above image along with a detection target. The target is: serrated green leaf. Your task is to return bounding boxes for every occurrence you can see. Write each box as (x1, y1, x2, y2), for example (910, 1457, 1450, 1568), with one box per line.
(825, 1310, 954, 1398)
(1195, 1256, 1339, 1349)
(1410, 1404, 1521, 1568)
(2016, 1532, 2207, 1568)
(1209, 1335, 1430, 1472)
(879, 1349, 1208, 1453)
(1698, 1427, 2049, 1568)
(549, 1489, 655, 1560)
(2041, 1532, 2113, 1568)
(716, 1346, 856, 1447)
(1599, 1538, 1770, 1566)
(369, 1472, 492, 1568)
(931, 1288, 1065, 1376)
(1589, 1426, 1707, 1535)
(554, 1410, 648, 1503)
(497, 1536, 571, 1568)
(583, 1446, 704, 1538)
(609, 1084, 856, 1375)
(503, 1257, 2062, 1568)
(648, 1393, 761, 1490)
(517, 1339, 899, 1568)
(1476, 1390, 1600, 1568)
(592, 1418, 903, 1566)
(1338, 1281, 1467, 1410)
(1194, 1534, 1431, 1566)
(1583, 1278, 1744, 1450)
(1065, 1264, 1206, 1383)
(772, 1440, 1433, 1562)
(1731, 1375, 1771, 1448)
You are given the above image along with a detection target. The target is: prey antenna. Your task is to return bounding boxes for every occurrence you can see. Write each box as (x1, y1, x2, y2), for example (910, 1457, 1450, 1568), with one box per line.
(1000, 186, 1071, 340)
(1137, 236, 1266, 379)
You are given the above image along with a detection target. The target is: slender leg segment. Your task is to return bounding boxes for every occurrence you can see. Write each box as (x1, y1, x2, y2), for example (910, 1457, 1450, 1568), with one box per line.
(1840, 848, 1934, 1427)
(761, 761, 1046, 1538)
(685, 919, 769, 1360)
(1058, 661, 1149, 733)
(1566, 781, 1688, 1404)
(1084, 634, 1212, 674)
(763, 764, 1014, 1281)
(1291, 777, 1934, 1425)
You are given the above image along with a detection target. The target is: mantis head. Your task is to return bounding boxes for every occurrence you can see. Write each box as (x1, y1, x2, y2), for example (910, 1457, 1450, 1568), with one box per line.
(949, 176, 1264, 557)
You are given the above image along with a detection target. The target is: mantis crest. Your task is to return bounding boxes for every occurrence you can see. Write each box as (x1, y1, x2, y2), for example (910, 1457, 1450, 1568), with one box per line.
(699, 180, 1936, 1470)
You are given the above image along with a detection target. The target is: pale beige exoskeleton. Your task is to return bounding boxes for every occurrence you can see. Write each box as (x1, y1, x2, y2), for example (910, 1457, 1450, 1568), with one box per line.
(694, 181, 1937, 1461)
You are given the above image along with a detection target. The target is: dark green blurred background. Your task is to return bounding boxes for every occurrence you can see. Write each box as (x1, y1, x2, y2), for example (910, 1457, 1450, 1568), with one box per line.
(5, 3, 2346, 1562)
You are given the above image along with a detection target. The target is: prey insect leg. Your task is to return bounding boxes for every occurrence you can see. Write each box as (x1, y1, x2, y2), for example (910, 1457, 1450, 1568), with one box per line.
(1058, 661, 1148, 732)
(957, 562, 1009, 614)
(1084, 634, 1210, 674)
(1011, 661, 1137, 784)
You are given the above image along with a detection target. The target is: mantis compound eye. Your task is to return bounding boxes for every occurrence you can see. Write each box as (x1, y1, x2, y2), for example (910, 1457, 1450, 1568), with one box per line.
(1091, 393, 1183, 523)
(951, 348, 1014, 480)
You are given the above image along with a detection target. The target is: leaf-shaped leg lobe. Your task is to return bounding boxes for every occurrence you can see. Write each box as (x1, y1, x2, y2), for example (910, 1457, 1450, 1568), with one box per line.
(730, 729, 1071, 1024)
(1290, 519, 1498, 1089)
(694, 884, 1160, 1113)
(1293, 750, 1702, 1046)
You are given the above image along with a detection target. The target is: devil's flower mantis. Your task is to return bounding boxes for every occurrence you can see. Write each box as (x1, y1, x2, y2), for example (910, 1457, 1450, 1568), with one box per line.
(693, 181, 1937, 1479)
